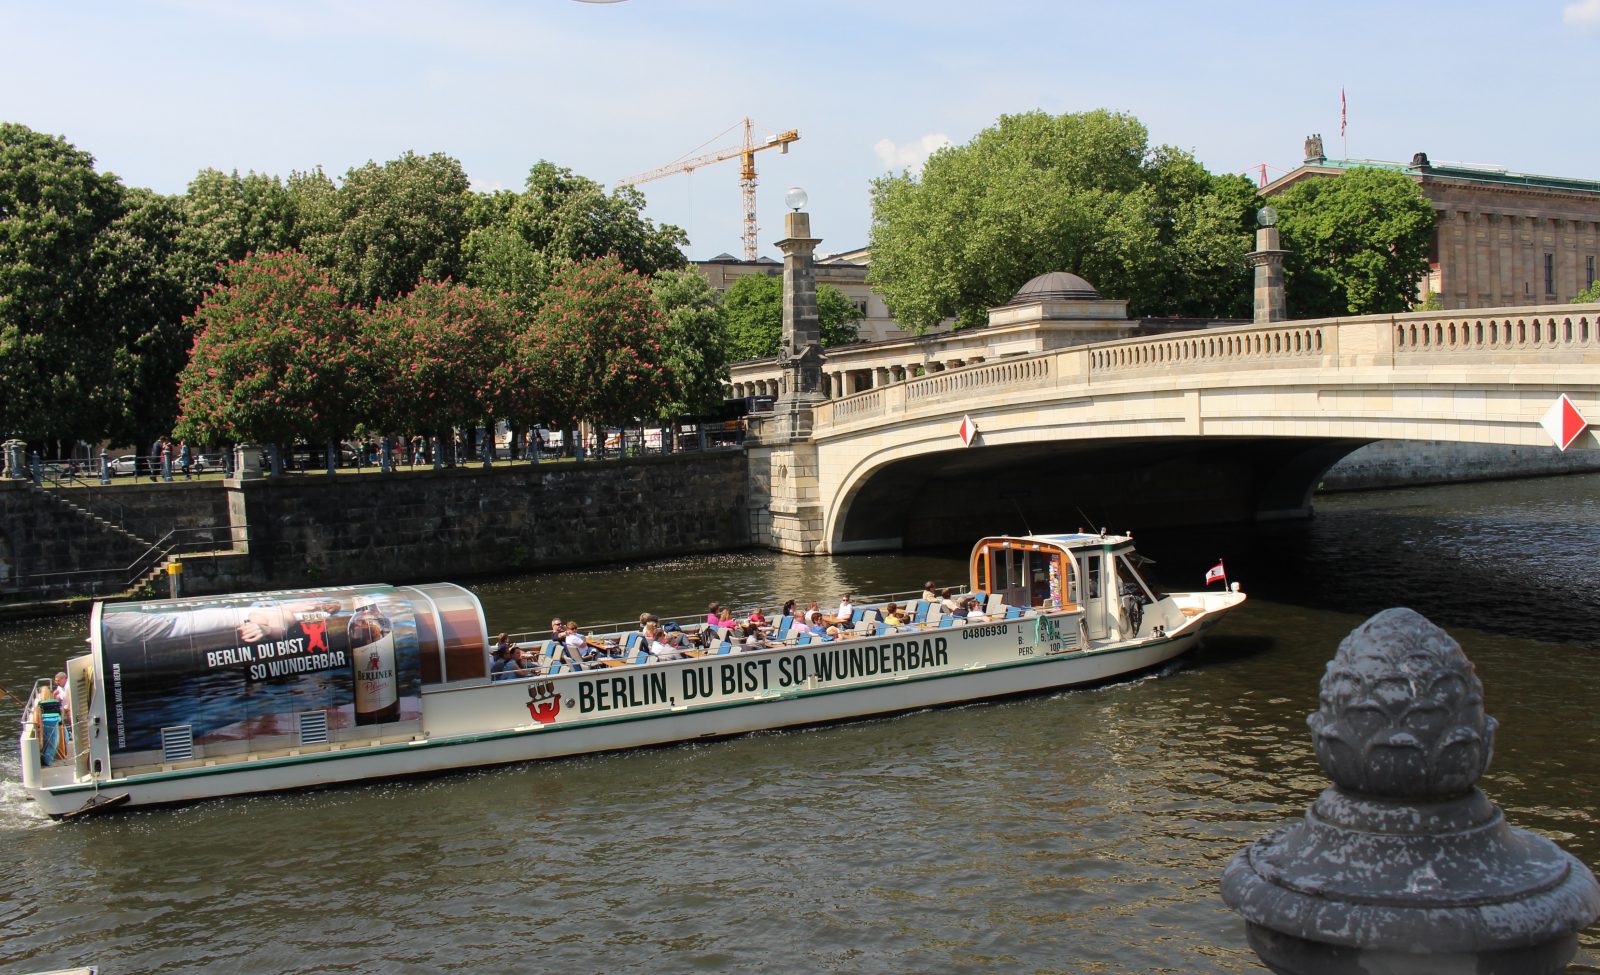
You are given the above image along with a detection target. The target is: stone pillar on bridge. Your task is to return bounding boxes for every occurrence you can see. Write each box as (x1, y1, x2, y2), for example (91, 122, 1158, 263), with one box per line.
(751, 200, 829, 554)
(1248, 206, 1289, 324)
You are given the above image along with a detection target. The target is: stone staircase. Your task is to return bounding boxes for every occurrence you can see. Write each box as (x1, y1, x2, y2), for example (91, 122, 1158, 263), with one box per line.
(1, 481, 161, 600)
(36, 484, 155, 551)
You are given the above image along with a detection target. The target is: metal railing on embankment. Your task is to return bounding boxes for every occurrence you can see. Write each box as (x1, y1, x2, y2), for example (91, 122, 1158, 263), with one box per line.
(0, 525, 252, 603)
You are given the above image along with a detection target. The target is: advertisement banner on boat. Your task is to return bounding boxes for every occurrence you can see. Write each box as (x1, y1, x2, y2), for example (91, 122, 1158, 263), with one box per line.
(99, 585, 423, 759)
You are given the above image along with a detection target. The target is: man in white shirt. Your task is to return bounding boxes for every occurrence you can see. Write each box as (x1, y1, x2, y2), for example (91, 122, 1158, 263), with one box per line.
(836, 594, 854, 621)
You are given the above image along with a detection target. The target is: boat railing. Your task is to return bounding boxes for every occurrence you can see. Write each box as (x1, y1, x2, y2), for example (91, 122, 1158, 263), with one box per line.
(501, 587, 991, 648)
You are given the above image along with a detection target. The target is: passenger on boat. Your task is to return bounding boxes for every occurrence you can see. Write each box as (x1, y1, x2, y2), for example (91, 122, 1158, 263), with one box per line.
(561, 621, 593, 668)
(490, 646, 520, 681)
(949, 600, 968, 621)
(52, 672, 69, 721)
(493, 633, 514, 655)
(705, 602, 722, 626)
(781, 599, 797, 619)
(823, 625, 842, 641)
(882, 604, 906, 627)
(940, 588, 962, 614)
(646, 623, 683, 660)
(549, 618, 565, 643)
(836, 594, 855, 620)
(964, 598, 990, 623)
(33, 684, 62, 767)
(717, 607, 736, 628)
(921, 582, 938, 602)
(748, 607, 769, 628)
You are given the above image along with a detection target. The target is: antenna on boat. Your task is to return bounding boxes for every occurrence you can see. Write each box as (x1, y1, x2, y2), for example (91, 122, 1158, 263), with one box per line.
(1011, 499, 1035, 536)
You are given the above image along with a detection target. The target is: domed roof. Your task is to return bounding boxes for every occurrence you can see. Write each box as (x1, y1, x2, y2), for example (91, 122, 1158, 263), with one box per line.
(1005, 271, 1101, 305)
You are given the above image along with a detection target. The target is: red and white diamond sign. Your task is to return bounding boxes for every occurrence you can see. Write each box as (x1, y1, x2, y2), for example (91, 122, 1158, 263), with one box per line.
(958, 414, 978, 447)
(1539, 394, 1589, 452)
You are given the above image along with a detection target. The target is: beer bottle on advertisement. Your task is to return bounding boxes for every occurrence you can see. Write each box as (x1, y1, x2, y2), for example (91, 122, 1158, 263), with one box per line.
(349, 604, 400, 725)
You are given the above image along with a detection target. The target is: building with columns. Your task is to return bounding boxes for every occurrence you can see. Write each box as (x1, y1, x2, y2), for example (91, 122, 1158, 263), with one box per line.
(1262, 138, 1600, 309)
(728, 271, 1235, 401)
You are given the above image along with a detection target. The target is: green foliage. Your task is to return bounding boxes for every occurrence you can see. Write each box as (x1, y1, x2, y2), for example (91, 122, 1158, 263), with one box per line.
(1575, 280, 1600, 303)
(464, 161, 687, 311)
(294, 152, 473, 307)
(0, 122, 129, 440)
(867, 110, 1257, 331)
(720, 273, 862, 361)
(177, 168, 297, 299)
(650, 267, 729, 417)
(1273, 167, 1435, 317)
(93, 187, 195, 441)
(520, 256, 670, 428)
(174, 251, 366, 446)
(363, 278, 524, 436)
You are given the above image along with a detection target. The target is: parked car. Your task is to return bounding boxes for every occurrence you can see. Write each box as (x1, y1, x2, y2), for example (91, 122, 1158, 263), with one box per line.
(193, 452, 225, 473)
(108, 454, 140, 476)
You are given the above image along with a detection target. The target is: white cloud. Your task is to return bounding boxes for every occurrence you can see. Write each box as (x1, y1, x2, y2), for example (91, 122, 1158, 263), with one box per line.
(1564, 0, 1600, 27)
(873, 133, 954, 174)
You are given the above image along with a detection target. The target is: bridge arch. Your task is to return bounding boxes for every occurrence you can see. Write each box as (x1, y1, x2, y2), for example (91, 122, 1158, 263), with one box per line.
(799, 305, 1600, 554)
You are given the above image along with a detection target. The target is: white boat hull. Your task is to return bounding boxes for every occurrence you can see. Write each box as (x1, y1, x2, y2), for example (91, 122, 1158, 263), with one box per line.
(22, 602, 1237, 817)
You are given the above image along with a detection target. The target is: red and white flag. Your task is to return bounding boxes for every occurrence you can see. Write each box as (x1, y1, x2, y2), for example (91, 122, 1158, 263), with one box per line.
(1205, 561, 1227, 586)
(1340, 88, 1347, 138)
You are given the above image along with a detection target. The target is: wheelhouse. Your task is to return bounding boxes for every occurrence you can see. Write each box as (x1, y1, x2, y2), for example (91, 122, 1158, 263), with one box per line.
(969, 533, 1159, 640)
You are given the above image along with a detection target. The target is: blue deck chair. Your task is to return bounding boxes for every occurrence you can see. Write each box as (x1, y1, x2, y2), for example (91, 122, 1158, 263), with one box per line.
(795, 632, 815, 646)
(911, 601, 929, 624)
(773, 615, 793, 640)
(715, 641, 735, 655)
(1005, 605, 1024, 620)
(546, 659, 569, 675)
(937, 616, 956, 628)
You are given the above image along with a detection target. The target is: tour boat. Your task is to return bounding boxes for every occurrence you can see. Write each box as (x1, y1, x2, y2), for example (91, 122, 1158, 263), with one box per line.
(16, 532, 1245, 818)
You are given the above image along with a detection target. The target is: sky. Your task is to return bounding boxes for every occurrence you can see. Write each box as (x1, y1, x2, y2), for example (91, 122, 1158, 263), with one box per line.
(4, 0, 1597, 262)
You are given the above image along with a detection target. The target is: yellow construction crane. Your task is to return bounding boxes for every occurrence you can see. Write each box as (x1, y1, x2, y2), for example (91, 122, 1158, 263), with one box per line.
(615, 118, 800, 261)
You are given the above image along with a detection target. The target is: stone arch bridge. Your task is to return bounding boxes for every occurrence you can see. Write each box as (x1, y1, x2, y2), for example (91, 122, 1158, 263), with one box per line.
(746, 303, 1600, 554)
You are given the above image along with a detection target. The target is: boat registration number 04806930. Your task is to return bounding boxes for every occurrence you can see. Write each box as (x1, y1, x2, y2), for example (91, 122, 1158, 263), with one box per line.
(962, 624, 1009, 640)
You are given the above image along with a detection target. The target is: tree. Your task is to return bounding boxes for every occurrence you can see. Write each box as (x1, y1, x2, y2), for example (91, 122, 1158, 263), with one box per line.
(464, 161, 687, 310)
(720, 273, 861, 362)
(177, 168, 297, 299)
(519, 256, 670, 430)
(0, 123, 128, 441)
(294, 152, 472, 306)
(363, 278, 523, 445)
(866, 110, 1258, 330)
(1575, 280, 1600, 303)
(1273, 166, 1435, 318)
(649, 267, 729, 417)
(174, 251, 365, 449)
(92, 187, 194, 442)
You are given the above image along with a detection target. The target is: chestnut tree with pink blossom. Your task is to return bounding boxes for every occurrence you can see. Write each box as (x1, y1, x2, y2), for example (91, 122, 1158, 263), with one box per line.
(519, 256, 670, 430)
(173, 251, 367, 448)
(363, 278, 527, 444)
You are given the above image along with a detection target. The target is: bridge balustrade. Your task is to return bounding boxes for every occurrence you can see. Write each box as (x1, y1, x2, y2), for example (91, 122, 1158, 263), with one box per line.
(1395, 312, 1596, 356)
(810, 303, 1600, 435)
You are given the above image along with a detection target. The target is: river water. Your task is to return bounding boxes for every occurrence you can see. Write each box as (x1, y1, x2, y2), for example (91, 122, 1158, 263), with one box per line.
(3, 475, 1599, 973)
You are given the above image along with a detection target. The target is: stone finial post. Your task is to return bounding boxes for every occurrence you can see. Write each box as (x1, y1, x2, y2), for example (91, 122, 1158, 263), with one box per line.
(772, 207, 826, 442)
(1247, 207, 1288, 325)
(1222, 608, 1600, 974)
